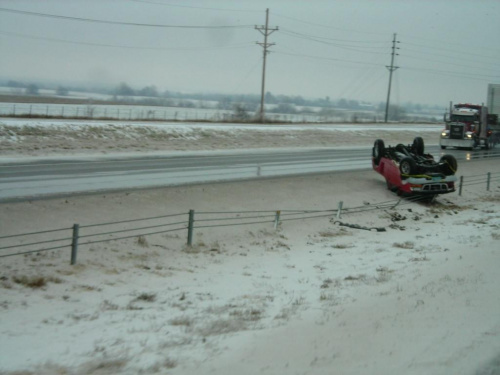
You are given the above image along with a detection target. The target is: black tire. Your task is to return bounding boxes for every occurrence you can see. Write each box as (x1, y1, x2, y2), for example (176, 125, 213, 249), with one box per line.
(440, 154, 458, 175)
(399, 157, 417, 175)
(373, 139, 385, 165)
(412, 137, 424, 155)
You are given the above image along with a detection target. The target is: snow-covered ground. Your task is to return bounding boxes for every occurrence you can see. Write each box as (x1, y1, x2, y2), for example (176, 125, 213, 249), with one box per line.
(0, 119, 442, 157)
(0, 120, 499, 375)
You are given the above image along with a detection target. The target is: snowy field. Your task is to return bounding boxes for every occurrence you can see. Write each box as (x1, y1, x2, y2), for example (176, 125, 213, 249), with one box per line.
(0, 119, 442, 158)
(0, 120, 499, 375)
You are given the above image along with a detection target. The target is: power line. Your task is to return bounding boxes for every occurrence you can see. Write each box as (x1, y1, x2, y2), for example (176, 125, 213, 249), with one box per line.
(279, 28, 388, 45)
(0, 30, 255, 51)
(353, 71, 387, 100)
(400, 52, 500, 74)
(338, 64, 387, 100)
(337, 66, 378, 98)
(273, 50, 385, 68)
(402, 45, 500, 68)
(279, 29, 388, 55)
(273, 11, 500, 60)
(229, 58, 262, 95)
(402, 65, 500, 81)
(271, 11, 390, 36)
(275, 47, 500, 82)
(130, 0, 262, 13)
(400, 34, 500, 56)
(0, 7, 253, 28)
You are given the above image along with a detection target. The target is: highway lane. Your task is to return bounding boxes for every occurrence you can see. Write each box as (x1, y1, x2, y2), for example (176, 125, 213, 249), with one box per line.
(0, 148, 367, 177)
(1, 146, 499, 201)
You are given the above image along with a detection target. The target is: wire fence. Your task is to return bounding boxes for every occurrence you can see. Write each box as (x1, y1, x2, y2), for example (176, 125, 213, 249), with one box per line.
(0, 103, 236, 122)
(0, 171, 498, 264)
(0, 102, 388, 123)
(457, 172, 499, 195)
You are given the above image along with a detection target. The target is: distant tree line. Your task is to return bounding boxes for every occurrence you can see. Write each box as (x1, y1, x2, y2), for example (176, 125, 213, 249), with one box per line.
(6, 80, 69, 97)
(111, 82, 430, 111)
(1, 79, 443, 122)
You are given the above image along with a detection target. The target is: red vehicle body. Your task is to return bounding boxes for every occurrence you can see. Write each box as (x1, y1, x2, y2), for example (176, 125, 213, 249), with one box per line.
(372, 138, 457, 197)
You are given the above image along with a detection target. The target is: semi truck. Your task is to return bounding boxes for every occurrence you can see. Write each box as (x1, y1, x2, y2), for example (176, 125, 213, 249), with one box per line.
(439, 102, 499, 150)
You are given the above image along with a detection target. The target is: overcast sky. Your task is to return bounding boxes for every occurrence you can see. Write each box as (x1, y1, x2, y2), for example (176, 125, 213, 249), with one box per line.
(0, 0, 499, 106)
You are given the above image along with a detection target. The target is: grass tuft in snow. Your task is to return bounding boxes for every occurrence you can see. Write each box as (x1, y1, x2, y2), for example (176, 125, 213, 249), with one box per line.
(344, 274, 367, 282)
(321, 278, 342, 289)
(393, 241, 415, 249)
(318, 229, 350, 238)
(12, 275, 63, 289)
(146, 358, 178, 371)
(136, 235, 149, 247)
(332, 243, 354, 249)
(170, 316, 194, 327)
(135, 292, 156, 302)
(196, 318, 248, 337)
(78, 358, 129, 374)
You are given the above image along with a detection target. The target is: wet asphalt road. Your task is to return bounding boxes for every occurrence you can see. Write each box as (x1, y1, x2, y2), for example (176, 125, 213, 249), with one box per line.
(1, 145, 499, 201)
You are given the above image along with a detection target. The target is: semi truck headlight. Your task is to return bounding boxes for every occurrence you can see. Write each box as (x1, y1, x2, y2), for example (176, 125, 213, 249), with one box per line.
(466, 133, 472, 138)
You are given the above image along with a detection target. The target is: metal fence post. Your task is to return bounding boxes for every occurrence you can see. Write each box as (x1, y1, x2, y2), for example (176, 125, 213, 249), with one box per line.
(459, 176, 463, 196)
(487, 172, 491, 191)
(70, 224, 79, 265)
(336, 201, 343, 219)
(274, 210, 281, 229)
(187, 210, 194, 246)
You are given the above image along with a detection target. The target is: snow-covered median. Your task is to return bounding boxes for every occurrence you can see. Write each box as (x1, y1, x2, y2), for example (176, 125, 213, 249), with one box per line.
(0, 119, 442, 157)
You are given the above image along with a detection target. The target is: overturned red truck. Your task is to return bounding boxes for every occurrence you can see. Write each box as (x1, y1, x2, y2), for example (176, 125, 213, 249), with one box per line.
(372, 137, 457, 198)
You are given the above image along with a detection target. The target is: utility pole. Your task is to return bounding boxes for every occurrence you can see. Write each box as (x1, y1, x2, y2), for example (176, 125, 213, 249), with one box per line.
(384, 33, 399, 123)
(256, 8, 278, 123)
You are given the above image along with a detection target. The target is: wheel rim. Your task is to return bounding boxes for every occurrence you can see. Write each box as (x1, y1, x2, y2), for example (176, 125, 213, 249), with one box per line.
(401, 162, 410, 174)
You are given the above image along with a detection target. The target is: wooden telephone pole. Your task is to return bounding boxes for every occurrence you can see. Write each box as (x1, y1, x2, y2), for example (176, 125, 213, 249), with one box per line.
(384, 33, 399, 123)
(256, 8, 278, 123)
